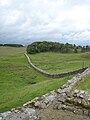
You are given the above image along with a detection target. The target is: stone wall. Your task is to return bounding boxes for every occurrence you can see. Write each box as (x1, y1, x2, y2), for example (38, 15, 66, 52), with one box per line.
(0, 68, 90, 120)
(24, 53, 88, 78)
(55, 90, 90, 116)
(66, 90, 90, 109)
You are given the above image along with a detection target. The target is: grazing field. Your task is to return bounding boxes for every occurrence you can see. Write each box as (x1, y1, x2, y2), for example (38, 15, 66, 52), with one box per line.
(78, 74, 90, 91)
(0, 47, 72, 112)
(29, 52, 90, 73)
(0, 47, 90, 112)
(0, 46, 26, 56)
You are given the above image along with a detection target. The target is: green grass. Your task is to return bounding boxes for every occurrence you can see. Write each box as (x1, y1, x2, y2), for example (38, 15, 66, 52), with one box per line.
(0, 47, 90, 112)
(0, 46, 26, 56)
(0, 47, 73, 112)
(78, 74, 90, 91)
(29, 52, 90, 73)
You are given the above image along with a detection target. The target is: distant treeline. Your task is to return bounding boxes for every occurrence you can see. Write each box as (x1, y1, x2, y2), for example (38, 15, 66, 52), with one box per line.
(27, 41, 90, 54)
(0, 44, 23, 47)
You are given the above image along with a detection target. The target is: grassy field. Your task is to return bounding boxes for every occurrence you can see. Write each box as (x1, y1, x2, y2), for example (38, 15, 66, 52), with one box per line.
(0, 47, 72, 112)
(0, 46, 26, 56)
(29, 52, 90, 73)
(0, 47, 90, 112)
(78, 74, 90, 91)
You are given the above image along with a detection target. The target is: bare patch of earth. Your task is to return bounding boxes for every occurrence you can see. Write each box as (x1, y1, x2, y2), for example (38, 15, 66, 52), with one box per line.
(38, 104, 90, 120)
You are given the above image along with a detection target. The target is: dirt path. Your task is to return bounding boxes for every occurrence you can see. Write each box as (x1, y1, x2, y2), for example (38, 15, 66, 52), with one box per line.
(38, 105, 90, 120)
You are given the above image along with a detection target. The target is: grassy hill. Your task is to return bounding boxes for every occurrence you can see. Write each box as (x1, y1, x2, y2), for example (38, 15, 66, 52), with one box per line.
(0, 46, 26, 56)
(29, 52, 90, 73)
(0, 47, 72, 112)
(0, 46, 90, 112)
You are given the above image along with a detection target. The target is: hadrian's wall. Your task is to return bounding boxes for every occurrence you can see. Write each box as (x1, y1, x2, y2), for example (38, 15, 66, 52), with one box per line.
(0, 68, 90, 120)
(24, 53, 88, 78)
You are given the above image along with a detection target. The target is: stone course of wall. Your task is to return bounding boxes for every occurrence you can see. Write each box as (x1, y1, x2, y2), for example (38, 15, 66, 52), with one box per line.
(0, 68, 90, 120)
(24, 53, 88, 78)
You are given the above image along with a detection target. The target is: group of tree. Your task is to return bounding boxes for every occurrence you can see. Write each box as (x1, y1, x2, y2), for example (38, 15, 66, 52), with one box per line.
(0, 44, 23, 47)
(27, 41, 90, 54)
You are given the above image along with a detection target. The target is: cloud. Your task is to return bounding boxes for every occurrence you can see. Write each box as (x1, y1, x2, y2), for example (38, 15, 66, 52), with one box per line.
(0, 0, 11, 7)
(0, 0, 90, 45)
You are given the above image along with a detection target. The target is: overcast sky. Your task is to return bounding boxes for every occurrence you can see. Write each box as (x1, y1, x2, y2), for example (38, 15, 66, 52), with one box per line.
(0, 0, 90, 45)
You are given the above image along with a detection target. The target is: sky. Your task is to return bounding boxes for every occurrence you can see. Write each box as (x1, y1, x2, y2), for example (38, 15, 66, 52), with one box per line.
(0, 0, 90, 45)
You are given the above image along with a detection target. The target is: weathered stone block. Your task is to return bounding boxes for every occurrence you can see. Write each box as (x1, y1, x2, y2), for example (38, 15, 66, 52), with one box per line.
(34, 101, 47, 109)
(0, 117, 2, 120)
(1, 111, 11, 118)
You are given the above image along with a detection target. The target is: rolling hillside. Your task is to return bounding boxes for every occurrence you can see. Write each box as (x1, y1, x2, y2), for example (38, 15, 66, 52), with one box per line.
(0, 46, 90, 112)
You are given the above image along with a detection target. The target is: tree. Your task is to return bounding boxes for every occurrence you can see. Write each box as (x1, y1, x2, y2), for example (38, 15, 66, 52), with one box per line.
(27, 41, 90, 54)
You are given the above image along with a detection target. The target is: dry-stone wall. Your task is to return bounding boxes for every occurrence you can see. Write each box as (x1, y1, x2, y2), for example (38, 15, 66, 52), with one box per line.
(0, 68, 90, 120)
(24, 53, 88, 78)
(55, 68, 90, 116)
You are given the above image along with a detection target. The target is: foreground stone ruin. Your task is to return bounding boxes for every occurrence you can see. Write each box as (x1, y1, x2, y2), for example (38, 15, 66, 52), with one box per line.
(0, 68, 90, 120)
